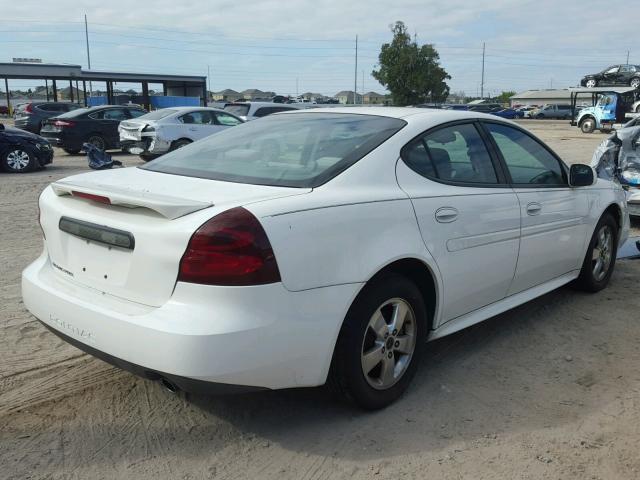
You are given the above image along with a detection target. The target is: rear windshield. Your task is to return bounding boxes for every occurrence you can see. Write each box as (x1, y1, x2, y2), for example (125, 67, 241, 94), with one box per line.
(138, 109, 178, 120)
(223, 104, 250, 117)
(142, 113, 406, 188)
(55, 107, 91, 118)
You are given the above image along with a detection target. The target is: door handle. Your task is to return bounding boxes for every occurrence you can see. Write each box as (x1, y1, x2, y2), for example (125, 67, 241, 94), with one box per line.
(526, 202, 542, 216)
(188, 127, 197, 131)
(435, 207, 459, 223)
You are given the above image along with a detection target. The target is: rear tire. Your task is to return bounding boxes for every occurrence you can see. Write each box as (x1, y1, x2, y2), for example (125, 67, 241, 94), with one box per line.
(575, 213, 618, 292)
(630, 77, 640, 89)
(170, 139, 192, 151)
(85, 134, 106, 151)
(140, 153, 159, 162)
(328, 274, 426, 410)
(586, 79, 597, 88)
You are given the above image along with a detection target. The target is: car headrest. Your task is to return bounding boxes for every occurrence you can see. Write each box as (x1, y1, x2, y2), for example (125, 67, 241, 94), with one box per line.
(429, 147, 452, 179)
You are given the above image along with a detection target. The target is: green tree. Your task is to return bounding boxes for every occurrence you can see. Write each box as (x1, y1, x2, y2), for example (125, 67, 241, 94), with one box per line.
(496, 90, 517, 104)
(372, 21, 450, 106)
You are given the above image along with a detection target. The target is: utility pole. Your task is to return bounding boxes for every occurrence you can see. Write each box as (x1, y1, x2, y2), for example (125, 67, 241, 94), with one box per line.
(296, 77, 299, 97)
(207, 64, 211, 98)
(627, 50, 630, 64)
(480, 42, 485, 99)
(354, 35, 358, 105)
(362, 70, 364, 104)
(84, 14, 92, 96)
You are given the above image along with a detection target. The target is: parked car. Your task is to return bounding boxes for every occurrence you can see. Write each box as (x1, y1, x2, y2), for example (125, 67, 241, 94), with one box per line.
(0, 123, 53, 172)
(223, 101, 302, 121)
(581, 65, 640, 89)
(40, 105, 147, 154)
(515, 106, 537, 118)
(119, 107, 244, 161)
(13, 102, 83, 134)
(491, 108, 524, 119)
(0, 105, 9, 116)
(467, 103, 503, 113)
(23, 108, 629, 409)
(533, 104, 573, 119)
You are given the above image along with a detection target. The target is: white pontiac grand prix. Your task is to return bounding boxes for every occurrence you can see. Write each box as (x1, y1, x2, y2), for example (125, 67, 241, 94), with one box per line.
(23, 108, 629, 409)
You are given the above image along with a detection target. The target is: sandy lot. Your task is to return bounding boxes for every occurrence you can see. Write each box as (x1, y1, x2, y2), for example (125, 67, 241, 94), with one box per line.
(1, 120, 640, 480)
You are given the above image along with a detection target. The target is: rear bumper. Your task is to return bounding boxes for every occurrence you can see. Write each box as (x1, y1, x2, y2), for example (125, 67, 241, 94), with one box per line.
(22, 253, 360, 391)
(119, 134, 170, 154)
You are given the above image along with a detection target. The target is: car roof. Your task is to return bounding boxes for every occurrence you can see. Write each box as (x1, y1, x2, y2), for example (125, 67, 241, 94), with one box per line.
(279, 106, 517, 126)
(159, 106, 225, 112)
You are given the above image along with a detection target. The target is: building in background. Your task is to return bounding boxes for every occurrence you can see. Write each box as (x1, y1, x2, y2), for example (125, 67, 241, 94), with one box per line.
(334, 90, 363, 104)
(211, 89, 243, 102)
(362, 91, 386, 104)
(509, 89, 572, 107)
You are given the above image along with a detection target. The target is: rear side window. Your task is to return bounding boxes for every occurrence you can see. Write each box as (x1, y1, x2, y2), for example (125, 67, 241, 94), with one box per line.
(38, 104, 64, 112)
(484, 123, 565, 185)
(128, 109, 146, 118)
(223, 104, 250, 117)
(402, 123, 498, 184)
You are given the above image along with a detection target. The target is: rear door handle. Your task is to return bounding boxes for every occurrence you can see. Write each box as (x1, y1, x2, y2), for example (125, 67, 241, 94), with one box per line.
(435, 207, 459, 223)
(526, 202, 542, 215)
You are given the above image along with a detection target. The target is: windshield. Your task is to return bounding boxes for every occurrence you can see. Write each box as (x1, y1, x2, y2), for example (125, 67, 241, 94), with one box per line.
(223, 104, 250, 117)
(137, 109, 178, 120)
(142, 113, 406, 188)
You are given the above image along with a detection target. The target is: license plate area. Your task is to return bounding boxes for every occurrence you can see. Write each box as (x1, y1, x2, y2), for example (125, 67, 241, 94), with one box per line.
(59, 217, 135, 250)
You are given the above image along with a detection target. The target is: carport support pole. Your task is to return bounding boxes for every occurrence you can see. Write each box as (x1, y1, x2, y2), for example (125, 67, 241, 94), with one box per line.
(82, 80, 87, 106)
(4, 78, 10, 115)
(52, 79, 58, 102)
(45, 79, 50, 101)
(69, 80, 74, 103)
(202, 82, 207, 106)
(142, 81, 149, 111)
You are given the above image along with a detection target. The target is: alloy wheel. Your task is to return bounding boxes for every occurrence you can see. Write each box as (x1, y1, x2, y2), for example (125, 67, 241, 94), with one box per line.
(592, 225, 613, 282)
(586, 79, 597, 88)
(6, 149, 31, 171)
(631, 78, 640, 89)
(360, 298, 417, 390)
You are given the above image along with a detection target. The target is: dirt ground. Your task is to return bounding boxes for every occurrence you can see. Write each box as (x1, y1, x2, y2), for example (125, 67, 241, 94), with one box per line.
(1, 119, 640, 480)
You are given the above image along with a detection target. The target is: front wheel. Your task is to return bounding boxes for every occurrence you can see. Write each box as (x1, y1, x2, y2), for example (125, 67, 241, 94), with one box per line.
(576, 213, 618, 292)
(580, 117, 596, 134)
(2, 147, 36, 172)
(170, 139, 192, 151)
(630, 77, 640, 89)
(329, 274, 426, 410)
(585, 79, 597, 88)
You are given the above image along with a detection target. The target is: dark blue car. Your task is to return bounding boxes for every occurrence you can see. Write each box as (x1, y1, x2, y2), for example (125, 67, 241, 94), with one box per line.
(491, 108, 524, 119)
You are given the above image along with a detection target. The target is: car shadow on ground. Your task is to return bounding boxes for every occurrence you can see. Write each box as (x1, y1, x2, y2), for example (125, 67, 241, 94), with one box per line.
(173, 261, 640, 460)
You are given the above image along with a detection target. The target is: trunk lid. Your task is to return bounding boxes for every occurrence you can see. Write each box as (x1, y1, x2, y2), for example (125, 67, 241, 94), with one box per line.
(119, 119, 150, 141)
(41, 167, 310, 306)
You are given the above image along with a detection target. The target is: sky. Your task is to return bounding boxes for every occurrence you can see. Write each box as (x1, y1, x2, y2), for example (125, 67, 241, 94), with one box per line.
(0, 0, 637, 98)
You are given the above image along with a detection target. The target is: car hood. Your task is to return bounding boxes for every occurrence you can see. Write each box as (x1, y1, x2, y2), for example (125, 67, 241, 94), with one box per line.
(1, 126, 45, 141)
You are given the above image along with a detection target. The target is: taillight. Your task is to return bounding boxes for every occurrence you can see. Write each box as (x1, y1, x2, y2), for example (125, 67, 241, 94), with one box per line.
(53, 120, 76, 128)
(25, 103, 33, 113)
(71, 191, 111, 204)
(178, 207, 280, 286)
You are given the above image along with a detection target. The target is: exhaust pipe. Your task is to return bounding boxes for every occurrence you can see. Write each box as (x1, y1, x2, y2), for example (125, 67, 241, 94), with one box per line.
(160, 377, 179, 394)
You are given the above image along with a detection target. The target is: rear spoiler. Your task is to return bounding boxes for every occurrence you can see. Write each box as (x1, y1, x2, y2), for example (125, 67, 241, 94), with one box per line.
(51, 180, 213, 219)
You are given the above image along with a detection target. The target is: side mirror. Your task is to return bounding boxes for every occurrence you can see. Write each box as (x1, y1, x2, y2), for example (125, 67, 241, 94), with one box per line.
(569, 163, 595, 187)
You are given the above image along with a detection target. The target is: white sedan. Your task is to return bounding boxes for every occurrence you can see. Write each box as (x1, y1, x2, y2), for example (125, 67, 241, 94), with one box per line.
(118, 107, 244, 161)
(23, 108, 629, 409)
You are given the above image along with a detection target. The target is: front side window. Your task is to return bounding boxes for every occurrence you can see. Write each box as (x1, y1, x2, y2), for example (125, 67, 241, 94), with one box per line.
(143, 113, 406, 188)
(403, 123, 498, 184)
(223, 104, 250, 117)
(605, 66, 619, 74)
(485, 123, 565, 185)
